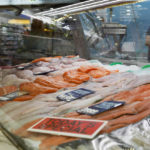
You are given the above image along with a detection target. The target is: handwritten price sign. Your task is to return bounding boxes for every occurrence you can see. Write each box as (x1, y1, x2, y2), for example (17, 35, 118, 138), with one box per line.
(28, 117, 107, 139)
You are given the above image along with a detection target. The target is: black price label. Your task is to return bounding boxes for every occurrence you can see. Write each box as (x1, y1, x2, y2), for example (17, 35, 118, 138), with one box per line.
(57, 88, 95, 102)
(77, 101, 125, 115)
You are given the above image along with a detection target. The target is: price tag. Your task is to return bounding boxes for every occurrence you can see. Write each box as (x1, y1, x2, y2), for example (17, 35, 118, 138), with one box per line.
(57, 88, 95, 102)
(0, 91, 28, 101)
(77, 101, 125, 115)
(28, 117, 107, 139)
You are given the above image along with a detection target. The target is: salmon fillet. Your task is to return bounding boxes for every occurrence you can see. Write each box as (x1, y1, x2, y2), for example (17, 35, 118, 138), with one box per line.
(32, 57, 52, 63)
(0, 85, 17, 96)
(34, 76, 77, 89)
(89, 69, 110, 78)
(63, 70, 90, 84)
(78, 65, 100, 73)
(103, 107, 150, 133)
(32, 56, 62, 63)
(20, 82, 58, 96)
(13, 95, 34, 101)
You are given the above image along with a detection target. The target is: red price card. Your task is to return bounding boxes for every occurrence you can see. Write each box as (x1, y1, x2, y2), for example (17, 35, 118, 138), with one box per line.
(27, 117, 107, 139)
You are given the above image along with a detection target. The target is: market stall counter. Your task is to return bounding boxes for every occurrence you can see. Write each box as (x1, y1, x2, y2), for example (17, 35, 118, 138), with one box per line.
(0, 56, 150, 150)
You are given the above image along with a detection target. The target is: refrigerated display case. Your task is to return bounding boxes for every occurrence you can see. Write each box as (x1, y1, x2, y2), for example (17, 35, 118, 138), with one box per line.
(0, 0, 150, 150)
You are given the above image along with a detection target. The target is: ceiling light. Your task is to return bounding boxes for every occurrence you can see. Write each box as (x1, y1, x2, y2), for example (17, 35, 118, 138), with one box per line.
(36, 0, 96, 15)
(35, 0, 138, 17)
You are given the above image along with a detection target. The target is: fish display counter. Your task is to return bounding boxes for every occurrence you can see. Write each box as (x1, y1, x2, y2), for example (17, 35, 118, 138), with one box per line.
(0, 0, 150, 149)
(0, 55, 150, 150)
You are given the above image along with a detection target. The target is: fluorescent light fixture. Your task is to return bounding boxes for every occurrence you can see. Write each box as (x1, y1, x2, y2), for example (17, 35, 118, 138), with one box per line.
(36, 0, 113, 16)
(35, 0, 138, 17)
(36, 0, 96, 15)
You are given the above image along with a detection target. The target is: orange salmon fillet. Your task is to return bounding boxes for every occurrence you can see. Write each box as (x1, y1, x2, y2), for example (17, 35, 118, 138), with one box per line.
(63, 70, 90, 84)
(89, 69, 110, 78)
(20, 82, 58, 96)
(13, 95, 34, 101)
(32, 57, 52, 63)
(0, 85, 17, 96)
(32, 56, 62, 63)
(66, 55, 76, 58)
(78, 65, 99, 73)
(34, 76, 77, 89)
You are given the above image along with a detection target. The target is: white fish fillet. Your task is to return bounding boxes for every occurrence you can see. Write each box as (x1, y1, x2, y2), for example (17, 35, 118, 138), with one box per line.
(16, 70, 34, 80)
(2, 74, 29, 86)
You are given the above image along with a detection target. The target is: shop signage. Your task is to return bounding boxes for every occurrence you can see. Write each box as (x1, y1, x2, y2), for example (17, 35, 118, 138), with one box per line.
(28, 117, 107, 139)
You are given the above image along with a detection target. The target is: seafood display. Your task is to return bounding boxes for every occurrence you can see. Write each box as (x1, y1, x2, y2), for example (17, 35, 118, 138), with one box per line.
(0, 56, 150, 150)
